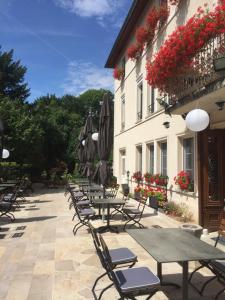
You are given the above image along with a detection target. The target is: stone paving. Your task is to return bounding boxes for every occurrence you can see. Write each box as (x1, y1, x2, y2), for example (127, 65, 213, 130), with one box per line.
(0, 185, 224, 300)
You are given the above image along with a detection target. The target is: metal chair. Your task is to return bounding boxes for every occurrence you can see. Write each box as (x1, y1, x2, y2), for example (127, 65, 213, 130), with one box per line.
(122, 198, 147, 231)
(72, 197, 95, 236)
(89, 222, 138, 299)
(189, 219, 225, 299)
(98, 234, 160, 300)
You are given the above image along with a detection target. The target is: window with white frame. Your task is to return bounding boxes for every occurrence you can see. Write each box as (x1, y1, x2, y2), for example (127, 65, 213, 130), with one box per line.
(136, 145, 142, 172)
(160, 141, 167, 176)
(183, 137, 194, 179)
(137, 82, 143, 121)
(121, 94, 125, 131)
(147, 86, 155, 115)
(120, 149, 126, 177)
(147, 143, 154, 174)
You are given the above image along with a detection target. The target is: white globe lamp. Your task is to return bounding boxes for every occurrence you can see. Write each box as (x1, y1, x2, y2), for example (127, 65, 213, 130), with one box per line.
(82, 140, 85, 146)
(92, 132, 99, 141)
(2, 149, 9, 159)
(185, 109, 209, 132)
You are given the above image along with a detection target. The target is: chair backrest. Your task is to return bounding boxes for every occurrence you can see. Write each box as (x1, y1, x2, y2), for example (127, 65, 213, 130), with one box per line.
(215, 219, 225, 247)
(88, 222, 100, 249)
(121, 184, 129, 197)
(99, 234, 113, 271)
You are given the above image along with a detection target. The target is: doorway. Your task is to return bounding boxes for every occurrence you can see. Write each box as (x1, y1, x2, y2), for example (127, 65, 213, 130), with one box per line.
(198, 129, 225, 231)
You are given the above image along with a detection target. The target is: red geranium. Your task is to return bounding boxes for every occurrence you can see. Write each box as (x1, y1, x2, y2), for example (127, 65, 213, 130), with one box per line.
(146, 2, 225, 95)
(127, 43, 144, 60)
(174, 171, 193, 191)
(113, 66, 124, 81)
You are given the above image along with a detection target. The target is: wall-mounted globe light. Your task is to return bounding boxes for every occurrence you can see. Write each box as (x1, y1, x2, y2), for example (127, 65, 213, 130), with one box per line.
(82, 140, 85, 146)
(185, 109, 209, 132)
(2, 149, 9, 159)
(92, 132, 99, 141)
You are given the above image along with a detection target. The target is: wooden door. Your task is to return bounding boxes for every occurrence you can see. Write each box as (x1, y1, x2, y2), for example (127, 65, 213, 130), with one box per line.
(198, 129, 225, 231)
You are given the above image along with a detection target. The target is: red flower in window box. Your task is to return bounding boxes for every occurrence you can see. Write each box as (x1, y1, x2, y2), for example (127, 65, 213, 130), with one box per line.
(136, 26, 155, 45)
(174, 171, 193, 191)
(113, 66, 125, 81)
(144, 172, 155, 184)
(127, 43, 144, 61)
(158, 5, 170, 24)
(146, 6, 160, 30)
(132, 171, 143, 185)
(146, 2, 225, 94)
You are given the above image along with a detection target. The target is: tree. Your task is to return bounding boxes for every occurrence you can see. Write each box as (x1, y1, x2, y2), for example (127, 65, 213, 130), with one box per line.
(0, 47, 30, 101)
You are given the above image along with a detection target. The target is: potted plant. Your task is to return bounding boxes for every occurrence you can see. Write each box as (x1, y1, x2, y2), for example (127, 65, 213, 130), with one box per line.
(113, 66, 125, 81)
(174, 170, 194, 192)
(132, 171, 142, 186)
(134, 186, 142, 200)
(143, 172, 154, 185)
(154, 174, 168, 186)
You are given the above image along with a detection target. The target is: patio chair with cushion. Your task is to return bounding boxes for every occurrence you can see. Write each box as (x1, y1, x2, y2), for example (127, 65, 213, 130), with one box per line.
(189, 219, 225, 299)
(89, 222, 138, 299)
(122, 198, 147, 231)
(98, 234, 160, 300)
(0, 199, 15, 221)
(72, 200, 95, 236)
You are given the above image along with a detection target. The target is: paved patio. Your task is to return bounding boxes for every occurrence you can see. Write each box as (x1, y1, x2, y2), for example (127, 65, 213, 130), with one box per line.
(0, 186, 224, 300)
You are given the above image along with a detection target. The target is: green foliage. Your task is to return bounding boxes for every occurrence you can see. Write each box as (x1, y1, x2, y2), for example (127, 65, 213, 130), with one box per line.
(0, 48, 30, 101)
(0, 47, 113, 178)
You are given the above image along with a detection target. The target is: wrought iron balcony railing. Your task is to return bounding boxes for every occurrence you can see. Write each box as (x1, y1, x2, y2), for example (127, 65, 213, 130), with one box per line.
(168, 34, 225, 106)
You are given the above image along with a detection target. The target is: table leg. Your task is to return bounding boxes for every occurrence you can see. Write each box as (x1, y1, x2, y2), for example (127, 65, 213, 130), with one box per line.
(157, 262, 162, 281)
(182, 261, 189, 300)
(107, 204, 110, 227)
(157, 262, 180, 289)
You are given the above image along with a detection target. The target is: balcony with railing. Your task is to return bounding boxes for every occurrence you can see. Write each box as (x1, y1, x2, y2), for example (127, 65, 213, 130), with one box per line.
(168, 34, 225, 111)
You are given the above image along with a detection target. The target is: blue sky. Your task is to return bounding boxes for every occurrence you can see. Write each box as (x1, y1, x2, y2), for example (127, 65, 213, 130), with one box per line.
(0, 0, 131, 101)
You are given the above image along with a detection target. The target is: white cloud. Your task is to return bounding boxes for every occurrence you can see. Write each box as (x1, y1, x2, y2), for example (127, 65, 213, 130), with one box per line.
(62, 61, 113, 95)
(54, 0, 125, 26)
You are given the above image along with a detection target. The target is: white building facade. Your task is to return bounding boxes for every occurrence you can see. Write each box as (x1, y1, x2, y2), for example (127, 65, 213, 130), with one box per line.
(105, 0, 225, 231)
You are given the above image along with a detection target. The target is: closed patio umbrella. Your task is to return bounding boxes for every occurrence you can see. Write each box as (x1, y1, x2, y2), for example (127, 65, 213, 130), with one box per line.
(93, 93, 113, 196)
(77, 127, 86, 173)
(82, 114, 96, 182)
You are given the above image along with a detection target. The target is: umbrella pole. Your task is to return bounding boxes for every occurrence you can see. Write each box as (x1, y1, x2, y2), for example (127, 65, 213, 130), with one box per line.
(102, 186, 106, 223)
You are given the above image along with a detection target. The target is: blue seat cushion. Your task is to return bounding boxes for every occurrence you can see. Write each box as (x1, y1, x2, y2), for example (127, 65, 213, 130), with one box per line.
(210, 260, 225, 273)
(76, 200, 90, 206)
(80, 208, 95, 216)
(108, 247, 137, 265)
(114, 267, 160, 293)
(123, 208, 141, 215)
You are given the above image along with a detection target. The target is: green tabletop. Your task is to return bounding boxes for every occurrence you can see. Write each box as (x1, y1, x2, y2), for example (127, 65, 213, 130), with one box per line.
(0, 183, 16, 187)
(127, 228, 225, 263)
(0, 187, 7, 192)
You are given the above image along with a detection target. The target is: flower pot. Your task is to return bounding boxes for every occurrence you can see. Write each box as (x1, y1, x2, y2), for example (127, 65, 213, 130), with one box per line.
(134, 191, 141, 200)
(149, 196, 158, 210)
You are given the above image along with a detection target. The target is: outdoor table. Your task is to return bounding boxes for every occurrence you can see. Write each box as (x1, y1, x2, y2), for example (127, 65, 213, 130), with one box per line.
(0, 187, 7, 193)
(0, 183, 16, 187)
(127, 228, 225, 300)
(92, 198, 125, 233)
(87, 192, 104, 216)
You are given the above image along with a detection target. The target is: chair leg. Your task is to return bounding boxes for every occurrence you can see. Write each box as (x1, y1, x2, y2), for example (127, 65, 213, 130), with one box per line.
(92, 271, 108, 300)
(72, 212, 77, 221)
(188, 264, 205, 283)
(98, 283, 114, 300)
(73, 221, 81, 232)
(200, 276, 217, 295)
(74, 223, 84, 235)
